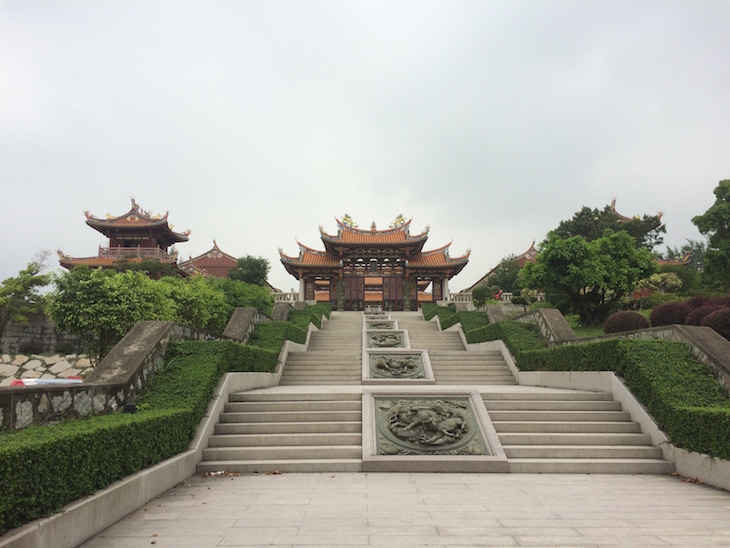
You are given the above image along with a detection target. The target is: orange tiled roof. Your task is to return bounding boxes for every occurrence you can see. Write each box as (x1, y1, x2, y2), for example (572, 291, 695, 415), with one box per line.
(279, 242, 341, 267)
(407, 244, 470, 268)
(84, 199, 189, 242)
(320, 218, 428, 245)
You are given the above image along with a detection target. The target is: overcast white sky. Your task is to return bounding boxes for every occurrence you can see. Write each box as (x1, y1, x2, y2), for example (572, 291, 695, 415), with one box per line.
(1, 1, 728, 292)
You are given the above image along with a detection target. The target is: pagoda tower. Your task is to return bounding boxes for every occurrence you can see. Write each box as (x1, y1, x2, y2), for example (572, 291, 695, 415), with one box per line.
(57, 199, 189, 272)
(280, 217, 469, 311)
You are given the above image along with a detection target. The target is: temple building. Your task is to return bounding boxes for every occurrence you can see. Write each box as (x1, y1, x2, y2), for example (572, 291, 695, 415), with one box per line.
(57, 199, 189, 272)
(280, 217, 469, 310)
(178, 241, 238, 278)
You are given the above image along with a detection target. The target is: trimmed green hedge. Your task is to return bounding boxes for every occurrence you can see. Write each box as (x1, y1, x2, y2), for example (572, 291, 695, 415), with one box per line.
(519, 339, 730, 460)
(0, 339, 276, 535)
(420, 305, 489, 334)
(466, 321, 548, 356)
(421, 304, 454, 322)
(0, 304, 330, 534)
(441, 311, 490, 332)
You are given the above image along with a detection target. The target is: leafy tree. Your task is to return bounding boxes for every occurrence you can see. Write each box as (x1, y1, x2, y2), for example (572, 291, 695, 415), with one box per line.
(210, 277, 274, 316)
(692, 180, 730, 291)
(228, 255, 270, 286)
(158, 276, 230, 335)
(486, 255, 521, 293)
(47, 267, 172, 361)
(522, 230, 656, 326)
(0, 251, 52, 340)
(658, 263, 699, 294)
(554, 203, 666, 251)
(638, 272, 683, 294)
(113, 258, 182, 279)
(472, 285, 492, 308)
(663, 238, 706, 272)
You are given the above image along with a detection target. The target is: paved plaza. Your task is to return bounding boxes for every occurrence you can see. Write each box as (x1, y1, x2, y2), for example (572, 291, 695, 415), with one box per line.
(81, 472, 730, 547)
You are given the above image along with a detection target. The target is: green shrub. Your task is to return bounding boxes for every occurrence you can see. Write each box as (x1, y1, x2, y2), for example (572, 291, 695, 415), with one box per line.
(650, 302, 690, 326)
(702, 308, 730, 341)
(603, 311, 650, 334)
(440, 311, 490, 331)
(465, 321, 547, 356)
(420, 305, 457, 326)
(686, 305, 726, 326)
(0, 339, 276, 535)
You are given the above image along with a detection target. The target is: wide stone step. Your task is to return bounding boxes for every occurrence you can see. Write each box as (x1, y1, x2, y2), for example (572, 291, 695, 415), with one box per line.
(283, 364, 361, 371)
(487, 410, 632, 421)
(484, 400, 622, 411)
(224, 400, 361, 412)
(507, 459, 675, 474)
(219, 410, 362, 423)
(503, 445, 663, 459)
(432, 364, 511, 371)
(498, 432, 652, 446)
(208, 432, 362, 447)
(197, 459, 362, 474)
(202, 445, 362, 460)
(492, 421, 641, 433)
(279, 380, 362, 385)
(483, 391, 614, 401)
(280, 372, 361, 379)
(230, 392, 360, 402)
(215, 421, 362, 435)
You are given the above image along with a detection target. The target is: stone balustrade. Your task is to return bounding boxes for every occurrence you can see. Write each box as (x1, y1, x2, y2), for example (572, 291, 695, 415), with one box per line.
(447, 293, 472, 303)
(274, 292, 299, 302)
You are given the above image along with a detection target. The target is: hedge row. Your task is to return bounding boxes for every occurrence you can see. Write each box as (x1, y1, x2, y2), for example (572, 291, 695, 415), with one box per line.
(0, 339, 276, 535)
(288, 303, 330, 332)
(518, 339, 730, 460)
(421, 303, 455, 323)
(465, 321, 548, 356)
(440, 311, 490, 332)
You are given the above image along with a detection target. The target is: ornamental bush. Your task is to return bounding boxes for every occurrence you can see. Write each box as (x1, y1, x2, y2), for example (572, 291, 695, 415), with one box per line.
(701, 308, 730, 341)
(649, 302, 690, 327)
(686, 305, 726, 326)
(603, 311, 650, 334)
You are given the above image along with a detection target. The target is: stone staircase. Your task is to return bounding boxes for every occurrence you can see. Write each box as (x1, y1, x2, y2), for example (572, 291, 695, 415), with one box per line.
(483, 390, 674, 474)
(279, 312, 362, 385)
(197, 310, 673, 475)
(197, 390, 362, 473)
(392, 311, 516, 384)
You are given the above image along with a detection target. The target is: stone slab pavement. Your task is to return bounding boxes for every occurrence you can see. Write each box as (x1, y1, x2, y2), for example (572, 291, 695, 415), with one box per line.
(81, 472, 730, 547)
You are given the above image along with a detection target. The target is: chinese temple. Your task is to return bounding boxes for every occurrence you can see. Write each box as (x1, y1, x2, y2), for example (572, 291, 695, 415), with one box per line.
(57, 199, 189, 272)
(280, 217, 469, 310)
(178, 241, 238, 278)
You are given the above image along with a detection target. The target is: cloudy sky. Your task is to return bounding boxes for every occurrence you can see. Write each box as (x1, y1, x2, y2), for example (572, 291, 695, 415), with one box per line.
(2, 1, 728, 293)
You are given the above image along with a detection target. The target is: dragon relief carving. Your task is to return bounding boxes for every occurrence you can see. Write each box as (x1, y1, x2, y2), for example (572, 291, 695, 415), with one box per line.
(376, 398, 486, 455)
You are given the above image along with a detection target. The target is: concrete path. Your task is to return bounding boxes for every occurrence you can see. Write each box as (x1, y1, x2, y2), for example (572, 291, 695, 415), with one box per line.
(81, 472, 730, 547)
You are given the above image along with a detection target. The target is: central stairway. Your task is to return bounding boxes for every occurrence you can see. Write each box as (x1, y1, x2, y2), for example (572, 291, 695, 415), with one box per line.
(197, 310, 674, 475)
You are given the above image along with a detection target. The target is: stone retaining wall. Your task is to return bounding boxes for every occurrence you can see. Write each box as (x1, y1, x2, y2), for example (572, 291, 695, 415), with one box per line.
(514, 308, 578, 344)
(0, 307, 270, 430)
(1, 315, 84, 355)
(0, 322, 207, 429)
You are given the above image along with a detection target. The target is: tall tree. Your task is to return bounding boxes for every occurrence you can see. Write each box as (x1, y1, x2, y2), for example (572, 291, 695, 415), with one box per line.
(522, 230, 656, 326)
(692, 180, 730, 291)
(0, 251, 52, 340)
(486, 255, 522, 293)
(228, 255, 270, 286)
(663, 238, 706, 272)
(47, 267, 172, 361)
(554, 203, 665, 251)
